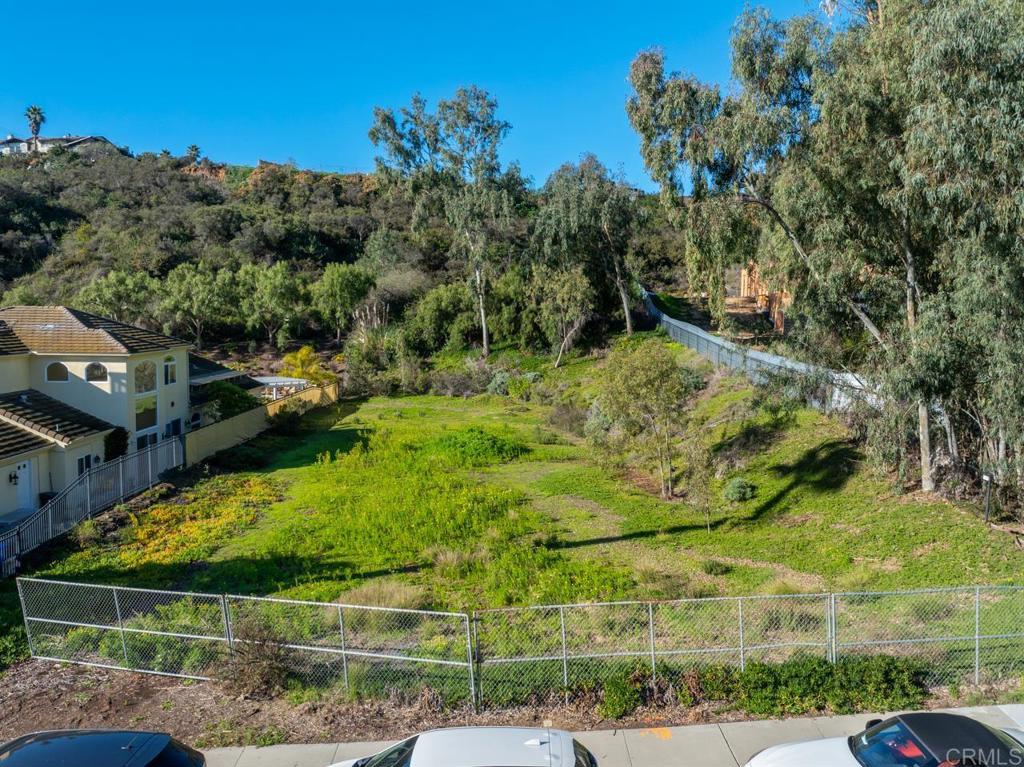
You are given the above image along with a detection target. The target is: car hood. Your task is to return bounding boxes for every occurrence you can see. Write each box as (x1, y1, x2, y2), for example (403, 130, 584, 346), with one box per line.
(746, 735, 858, 767)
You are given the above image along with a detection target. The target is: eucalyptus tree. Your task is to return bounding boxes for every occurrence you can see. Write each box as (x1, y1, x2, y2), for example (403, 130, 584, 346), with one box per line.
(370, 86, 519, 357)
(625, 0, 1023, 492)
(533, 155, 643, 335)
(75, 270, 158, 324)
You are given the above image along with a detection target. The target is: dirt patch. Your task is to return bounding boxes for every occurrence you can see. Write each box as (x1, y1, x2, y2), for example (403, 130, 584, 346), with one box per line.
(0, 660, 987, 747)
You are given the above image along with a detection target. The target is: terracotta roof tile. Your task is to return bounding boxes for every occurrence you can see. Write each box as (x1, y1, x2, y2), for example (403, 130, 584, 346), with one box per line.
(0, 306, 186, 356)
(0, 321, 29, 355)
(0, 390, 115, 445)
(0, 421, 49, 462)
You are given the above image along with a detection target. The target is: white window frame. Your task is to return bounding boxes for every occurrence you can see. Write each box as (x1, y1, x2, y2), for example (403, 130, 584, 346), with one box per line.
(163, 356, 177, 386)
(134, 361, 157, 394)
(85, 362, 108, 383)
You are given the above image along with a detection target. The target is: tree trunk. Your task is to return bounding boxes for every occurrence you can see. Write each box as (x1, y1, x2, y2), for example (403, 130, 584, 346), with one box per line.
(664, 436, 674, 497)
(475, 266, 490, 357)
(554, 316, 587, 368)
(904, 233, 933, 493)
(612, 259, 633, 335)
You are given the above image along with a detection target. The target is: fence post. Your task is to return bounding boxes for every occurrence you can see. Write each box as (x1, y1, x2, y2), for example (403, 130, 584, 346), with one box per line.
(464, 614, 477, 712)
(648, 603, 657, 680)
(118, 458, 125, 502)
(15, 579, 34, 656)
(336, 604, 349, 692)
(112, 587, 130, 668)
(559, 606, 569, 703)
(830, 594, 838, 663)
(220, 595, 234, 659)
(147, 446, 154, 487)
(738, 598, 746, 671)
(975, 586, 981, 685)
(84, 469, 92, 517)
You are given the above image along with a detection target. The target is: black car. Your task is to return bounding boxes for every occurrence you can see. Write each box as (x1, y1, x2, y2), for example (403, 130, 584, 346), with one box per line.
(0, 730, 204, 766)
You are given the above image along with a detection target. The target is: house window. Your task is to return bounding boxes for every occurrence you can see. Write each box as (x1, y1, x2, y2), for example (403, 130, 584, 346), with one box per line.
(85, 362, 108, 382)
(77, 455, 93, 476)
(164, 356, 177, 386)
(46, 362, 69, 382)
(135, 395, 157, 430)
(164, 418, 182, 437)
(136, 433, 158, 450)
(134, 361, 156, 394)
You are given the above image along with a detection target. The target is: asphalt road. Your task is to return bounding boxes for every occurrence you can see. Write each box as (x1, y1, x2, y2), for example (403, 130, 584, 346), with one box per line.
(204, 704, 1024, 767)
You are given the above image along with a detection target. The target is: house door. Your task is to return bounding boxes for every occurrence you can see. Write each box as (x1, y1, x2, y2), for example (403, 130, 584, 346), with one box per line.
(15, 460, 34, 511)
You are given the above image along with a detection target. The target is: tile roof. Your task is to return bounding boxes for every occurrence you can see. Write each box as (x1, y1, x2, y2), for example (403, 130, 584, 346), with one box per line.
(0, 306, 186, 356)
(0, 390, 115, 445)
(0, 421, 50, 463)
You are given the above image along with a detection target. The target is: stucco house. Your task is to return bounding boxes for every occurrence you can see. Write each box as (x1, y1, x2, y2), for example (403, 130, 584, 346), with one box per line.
(0, 306, 191, 523)
(0, 134, 119, 156)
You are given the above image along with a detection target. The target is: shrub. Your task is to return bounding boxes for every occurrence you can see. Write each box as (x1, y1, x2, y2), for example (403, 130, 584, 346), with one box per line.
(219, 614, 295, 699)
(75, 519, 101, 548)
(547, 401, 588, 437)
(431, 428, 527, 466)
(598, 674, 642, 719)
(723, 477, 757, 502)
(700, 559, 732, 576)
(206, 381, 262, 420)
(487, 370, 511, 396)
(208, 444, 270, 472)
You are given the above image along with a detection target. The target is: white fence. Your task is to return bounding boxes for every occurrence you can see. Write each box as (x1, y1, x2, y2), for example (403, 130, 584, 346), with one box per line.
(0, 438, 184, 577)
(643, 290, 871, 411)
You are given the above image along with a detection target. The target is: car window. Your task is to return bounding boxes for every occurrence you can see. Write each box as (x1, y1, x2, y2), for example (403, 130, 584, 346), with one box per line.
(851, 721, 937, 767)
(363, 737, 418, 767)
(148, 740, 205, 766)
(573, 739, 597, 767)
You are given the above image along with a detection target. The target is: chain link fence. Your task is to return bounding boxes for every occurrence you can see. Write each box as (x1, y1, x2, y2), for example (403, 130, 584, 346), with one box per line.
(18, 578, 1024, 709)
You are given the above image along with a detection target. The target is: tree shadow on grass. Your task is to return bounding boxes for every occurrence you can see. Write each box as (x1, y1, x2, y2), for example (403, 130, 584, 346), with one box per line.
(546, 439, 859, 551)
(253, 400, 370, 472)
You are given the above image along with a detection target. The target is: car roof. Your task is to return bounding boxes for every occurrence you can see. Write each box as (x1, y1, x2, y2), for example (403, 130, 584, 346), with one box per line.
(895, 713, 1018, 763)
(410, 727, 568, 767)
(0, 729, 171, 766)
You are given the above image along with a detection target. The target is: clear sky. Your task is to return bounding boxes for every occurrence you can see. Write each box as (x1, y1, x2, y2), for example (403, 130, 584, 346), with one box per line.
(0, 0, 813, 190)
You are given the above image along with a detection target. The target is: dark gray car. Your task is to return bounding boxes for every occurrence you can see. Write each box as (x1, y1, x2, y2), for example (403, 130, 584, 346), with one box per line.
(0, 729, 204, 766)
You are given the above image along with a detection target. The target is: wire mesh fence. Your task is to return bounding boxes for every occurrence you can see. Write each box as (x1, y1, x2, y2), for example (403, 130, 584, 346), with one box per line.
(18, 578, 1024, 708)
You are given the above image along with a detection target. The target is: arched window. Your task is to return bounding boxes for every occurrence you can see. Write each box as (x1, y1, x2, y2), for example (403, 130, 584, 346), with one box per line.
(85, 362, 108, 382)
(45, 362, 69, 382)
(163, 355, 177, 386)
(134, 361, 156, 394)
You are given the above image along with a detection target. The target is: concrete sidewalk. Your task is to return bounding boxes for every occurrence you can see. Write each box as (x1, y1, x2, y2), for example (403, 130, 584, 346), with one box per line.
(204, 704, 1024, 767)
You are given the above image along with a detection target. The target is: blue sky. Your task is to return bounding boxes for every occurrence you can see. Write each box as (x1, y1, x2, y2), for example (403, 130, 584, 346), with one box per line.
(0, 0, 812, 190)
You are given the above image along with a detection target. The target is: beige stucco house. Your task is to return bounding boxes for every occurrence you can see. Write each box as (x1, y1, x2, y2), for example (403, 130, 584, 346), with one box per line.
(0, 306, 191, 524)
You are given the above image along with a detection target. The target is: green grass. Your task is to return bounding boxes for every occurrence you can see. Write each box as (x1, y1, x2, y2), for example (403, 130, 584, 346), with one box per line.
(7, 334, 1021, 641)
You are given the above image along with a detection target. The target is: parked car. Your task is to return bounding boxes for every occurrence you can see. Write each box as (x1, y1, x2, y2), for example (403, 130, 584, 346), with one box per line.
(0, 729, 204, 766)
(745, 712, 1024, 766)
(331, 726, 597, 767)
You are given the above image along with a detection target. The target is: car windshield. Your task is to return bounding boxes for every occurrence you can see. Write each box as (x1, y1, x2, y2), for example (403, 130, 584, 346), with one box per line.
(362, 737, 418, 767)
(850, 721, 938, 767)
(573, 739, 597, 767)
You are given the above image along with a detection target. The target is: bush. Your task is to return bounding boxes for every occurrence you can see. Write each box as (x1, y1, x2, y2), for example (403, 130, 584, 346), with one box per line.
(206, 381, 262, 420)
(209, 444, 271, 472)
(219, 614, 295, 699)
(723, 477, 757, 502)
(598, 674, 642, 719)
(431, 428, 527, 467)
(701, 559, 733, 576)
(547, 401, 588, 437)
(487, 370, 511, 396)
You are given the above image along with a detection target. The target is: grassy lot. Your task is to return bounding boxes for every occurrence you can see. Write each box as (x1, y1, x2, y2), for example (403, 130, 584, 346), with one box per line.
(12, 331, 1018, 625)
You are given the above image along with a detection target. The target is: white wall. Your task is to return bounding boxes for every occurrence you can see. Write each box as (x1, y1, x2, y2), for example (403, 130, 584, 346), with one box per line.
(0, 448, 52, 516)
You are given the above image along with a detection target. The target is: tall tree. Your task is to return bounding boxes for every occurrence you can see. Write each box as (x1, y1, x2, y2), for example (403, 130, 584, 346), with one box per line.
(626, 3, 1002, 492)
(312, 263, 375, 341)
(158, 262, 236, 349)
(24, 106, 45, 151)
(75, 270, 158, 323)
(237, 262, 304, 347)
(533, 156, 644, 335)
(532, 264, 593, 367)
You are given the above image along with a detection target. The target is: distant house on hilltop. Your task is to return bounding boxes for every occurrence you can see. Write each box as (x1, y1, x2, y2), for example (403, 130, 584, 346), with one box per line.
(0, 134, 119, 156)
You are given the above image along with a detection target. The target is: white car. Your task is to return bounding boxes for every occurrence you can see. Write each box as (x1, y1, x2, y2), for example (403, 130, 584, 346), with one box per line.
(745, 712, 1024, 766)
(330, 727, 597, 767)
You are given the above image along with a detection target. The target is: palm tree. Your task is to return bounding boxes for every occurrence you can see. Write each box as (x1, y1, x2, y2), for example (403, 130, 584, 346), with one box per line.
(185, 144, 201, 164)
(24, 105, 45, 152)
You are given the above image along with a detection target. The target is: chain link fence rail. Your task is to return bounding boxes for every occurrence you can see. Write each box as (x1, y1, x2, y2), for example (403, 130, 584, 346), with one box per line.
(18, 578, 475, 704)
(18, 578, 1024, 708)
